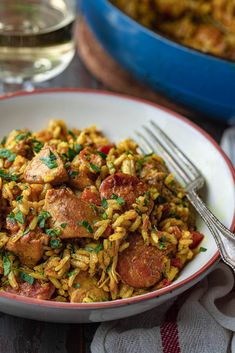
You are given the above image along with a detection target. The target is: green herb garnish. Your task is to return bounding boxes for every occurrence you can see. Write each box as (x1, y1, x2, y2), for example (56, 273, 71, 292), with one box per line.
(45, 228, 61, 237)
(96, 151, 107, 159)
(111, 194, 125, 205)
(79, 220, 94, 234)
(102, 212, 108, 220)
(0, 170, 19, 181)
(3, 254, 11, 276)
(31, 139, 44, 153)
(159, 236, 167, 250)
(16, 195, 23, 202)
(0, 148, 16, 162)
(7, 212, 15, 221)
(68, 130, 77, 140)
(101, 198, 108, 208)
(50, 238, 61, 249)
(90, 163, 101, 173)
(85, 243, 103, 253)
(20, 272, 34, 285)
(68, 170, 78, 178)
(73, 283, 81, 289)
(15, 131, 31, 141)
(15, 211, 24, 224)
(60, 223, 67, 229)
(67, 271, 76, 277)
(38, 210, 51, 228)
(40, 150, 58, 169)
(199, 247, 207, 252)
(22, 228, 30, 236)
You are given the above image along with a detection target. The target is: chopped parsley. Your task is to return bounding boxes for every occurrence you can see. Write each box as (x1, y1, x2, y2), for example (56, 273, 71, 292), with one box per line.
(96, 151, 107, 159)
(102, 212, 108, 220)
(15, 211, 24, 224)
(22, 228, 30, 236)
(136, 159, 144, 174)
(0, 148, 16, 162)
(67, 144, 83, 161)
(67, 271, 76, 277)
(144, 152, 154, 158)
(3, 254, 11, 276)
(7, 212, 15, 221)
(16, 195, 23, 202)
(101, 198, 108, 208)
(45, 228, 61, 237)
(111, 193, 125, 205)
(73, 283, 81, 289)
(79, 220, 94, 234)
(199, 247, 207, 252)
(40, 150, 58, 169)
(0, 170, 19, 181)
(90, 163, 101, 173)
(68, 170, 78, 178)
(15, 131, 31, 141)
(85, 243, 103, 253)
(38, 210, 51, 228)
(20, 272, 34, 285)
(159, 236, 167, 250)
(50, 238, 61, 249)
(68, 130, 77, 140)
(31, 139, 44, 153)
(60, 223, 67, 229)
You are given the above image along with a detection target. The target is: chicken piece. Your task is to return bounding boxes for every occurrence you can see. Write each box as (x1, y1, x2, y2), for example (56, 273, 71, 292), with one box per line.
(44, 188, 97, 239)
(191, 24, 226, 56)
(69, 271, 109, 303)
(24, 144, 68, 185)
(6, 280, 55, 300)
(100, 172, 153, 211)
(6, 231, 49, 267)
(69, 169, 95, 190)
(117, 234, 165, 288)
(69, 147, 103, 190)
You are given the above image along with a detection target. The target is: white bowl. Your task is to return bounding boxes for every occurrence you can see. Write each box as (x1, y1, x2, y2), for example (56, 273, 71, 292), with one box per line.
(0, 89, 234, 323)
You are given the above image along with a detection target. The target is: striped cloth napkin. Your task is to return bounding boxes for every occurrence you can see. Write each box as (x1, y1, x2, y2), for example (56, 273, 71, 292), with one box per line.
(91, 130, 235, 353)
(91, 263, 235, 353)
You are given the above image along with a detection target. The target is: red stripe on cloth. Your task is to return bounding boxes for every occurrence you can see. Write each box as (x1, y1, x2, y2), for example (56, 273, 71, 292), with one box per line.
(160, 302, 181, 353)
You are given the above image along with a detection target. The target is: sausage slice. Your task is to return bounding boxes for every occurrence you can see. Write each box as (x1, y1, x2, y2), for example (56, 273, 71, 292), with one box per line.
(117, 234, 165, 288)
(100, 172, 152, 210)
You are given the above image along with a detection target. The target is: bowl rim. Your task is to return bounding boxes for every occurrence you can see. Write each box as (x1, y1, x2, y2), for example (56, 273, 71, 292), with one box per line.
(93, 0, 235, 66)
(0, 87, 234, 310)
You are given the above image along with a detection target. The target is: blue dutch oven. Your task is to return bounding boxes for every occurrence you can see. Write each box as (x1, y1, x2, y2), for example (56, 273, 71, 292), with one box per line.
(81, 0, 235, 121)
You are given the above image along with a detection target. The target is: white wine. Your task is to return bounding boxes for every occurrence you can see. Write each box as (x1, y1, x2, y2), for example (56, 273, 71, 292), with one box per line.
(0, 1, 75, 84)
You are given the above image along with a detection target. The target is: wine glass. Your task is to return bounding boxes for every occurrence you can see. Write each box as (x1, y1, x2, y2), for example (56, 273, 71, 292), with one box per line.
(0, 0, 76, 94)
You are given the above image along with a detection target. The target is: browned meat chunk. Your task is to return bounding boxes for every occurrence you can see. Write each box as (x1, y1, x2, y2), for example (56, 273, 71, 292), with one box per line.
(69, 169, 95, 190)
(6, 281, 55, 300)
(24, 145, 68, 185)
(80, 188, 101, 206)
(69, 271, 109, 303)
(117, 234, 164, 288)
(44, 188, 97, 239)
(69, 147, 103, 190)
(100, 172, 152, 210)
(6, 231, 49, 267)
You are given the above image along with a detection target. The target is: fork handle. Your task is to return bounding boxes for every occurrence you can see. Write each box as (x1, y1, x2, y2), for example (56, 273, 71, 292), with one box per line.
(187, 190, 235, 271)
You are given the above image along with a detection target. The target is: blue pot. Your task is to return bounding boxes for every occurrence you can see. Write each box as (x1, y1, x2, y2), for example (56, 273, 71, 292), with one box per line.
(81, 0, 235, 121)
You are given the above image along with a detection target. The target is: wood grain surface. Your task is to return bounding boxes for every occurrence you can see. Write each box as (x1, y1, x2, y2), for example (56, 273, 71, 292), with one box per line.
(0, 21, 229, 353)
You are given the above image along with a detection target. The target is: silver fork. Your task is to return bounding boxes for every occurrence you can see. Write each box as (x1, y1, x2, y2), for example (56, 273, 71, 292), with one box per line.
(136, 120, 235, 271)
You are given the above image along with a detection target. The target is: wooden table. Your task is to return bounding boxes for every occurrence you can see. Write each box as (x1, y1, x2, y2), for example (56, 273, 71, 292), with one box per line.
(1, 53, 229, 353)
